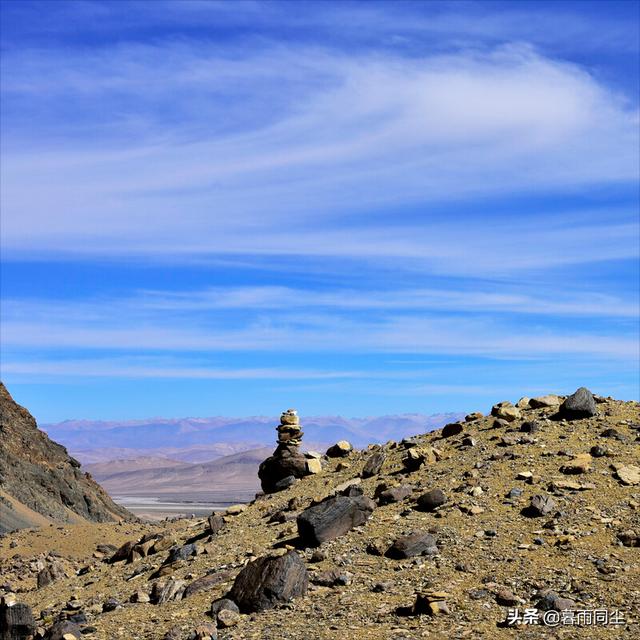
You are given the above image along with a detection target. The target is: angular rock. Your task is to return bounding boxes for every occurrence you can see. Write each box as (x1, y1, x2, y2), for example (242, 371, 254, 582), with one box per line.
(361, 452, 386, 478)
(441, 422, 464, 438)
(297, 494, 375, 546)
(164, 543, 197, 565)
(208, 513, 224, 535)
(614, 464, 640, 485)
(416, 488, 447, 512)
(536, 591, 576, 611)
(526, 494, 556, 517)
(217, 609, 240, 628)
(560, 453, 592, 475)
(385, 531, 438, 559)
(310, 569, 353, 587)
(465, 412, 484, 422)
(109, 540, 136, 564)
(37, 562, 65, 588)
(617, 529, 639, 547)
(190, 623, 218, 640)
(151, 578, 186, 604)
(326, 441, 353, 458)
(491, 403, 521, 422)
(210, 598, 239, 618)
(412, 591, 451, 616)
(305, 458, 322, 475)
(228, 550, 308, 613)
(46, 620, 83, 640)
(402, 448, 426, 472)
(529, 395, 561, 409)
(183, 571, 232, 599)
(558, 387, 597, 420)
(376, 485, 412, 506)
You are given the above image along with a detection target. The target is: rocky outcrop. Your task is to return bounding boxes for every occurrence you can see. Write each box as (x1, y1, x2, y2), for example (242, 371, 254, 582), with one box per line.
(0, 383, 134, 533)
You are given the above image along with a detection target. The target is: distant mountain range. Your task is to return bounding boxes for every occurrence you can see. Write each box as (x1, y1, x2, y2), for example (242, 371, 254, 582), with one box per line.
(43, 413, 463, 464)
(85, 448, 273, 502)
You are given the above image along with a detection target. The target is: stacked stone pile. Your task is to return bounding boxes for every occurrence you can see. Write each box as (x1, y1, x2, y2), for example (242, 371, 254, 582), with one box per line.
(277, 409, 303, 446)
(258, 409, 316, 493)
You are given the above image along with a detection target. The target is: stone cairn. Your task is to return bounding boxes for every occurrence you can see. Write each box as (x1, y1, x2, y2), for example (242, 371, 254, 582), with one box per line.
(258, 409, 311, 494)
(277, 409, 303, 446)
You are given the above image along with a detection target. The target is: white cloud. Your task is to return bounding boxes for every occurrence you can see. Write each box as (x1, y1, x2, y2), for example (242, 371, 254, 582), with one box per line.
(2, 43, 637, 262)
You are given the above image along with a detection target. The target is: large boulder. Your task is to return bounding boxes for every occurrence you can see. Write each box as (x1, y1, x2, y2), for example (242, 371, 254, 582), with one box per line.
(558, 387, 597, 420)
(258, 444, 308, 494)
(416, 488, 447, 512)
(0, 600, 36, 640)
(297, 494, 375, 547)
(228, 551, 308, 613)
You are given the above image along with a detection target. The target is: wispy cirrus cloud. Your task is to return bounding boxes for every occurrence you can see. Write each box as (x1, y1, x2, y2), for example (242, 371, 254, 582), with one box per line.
(1, 1, 637, 419)
(2, 43, 637, 259)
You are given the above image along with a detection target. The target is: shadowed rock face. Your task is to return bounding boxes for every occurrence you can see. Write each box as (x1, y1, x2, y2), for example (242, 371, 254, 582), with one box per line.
(0, 382, 134, 533)
(228, 551, 308, 613)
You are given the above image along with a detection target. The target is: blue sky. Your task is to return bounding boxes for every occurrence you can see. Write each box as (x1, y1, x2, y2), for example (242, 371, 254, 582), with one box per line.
(1, 0, 638, 423)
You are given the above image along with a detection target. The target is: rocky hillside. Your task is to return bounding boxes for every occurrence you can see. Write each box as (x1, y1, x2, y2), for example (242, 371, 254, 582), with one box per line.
(0, 383, 134, 534)
(1, 388, 638, 640)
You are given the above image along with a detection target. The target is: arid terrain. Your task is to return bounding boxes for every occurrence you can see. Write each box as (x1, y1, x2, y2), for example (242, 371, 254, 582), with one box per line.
(1, 386, 638, 640)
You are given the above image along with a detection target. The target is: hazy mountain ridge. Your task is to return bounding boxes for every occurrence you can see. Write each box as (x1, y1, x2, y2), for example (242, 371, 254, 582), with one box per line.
(44, 413, 463, 464)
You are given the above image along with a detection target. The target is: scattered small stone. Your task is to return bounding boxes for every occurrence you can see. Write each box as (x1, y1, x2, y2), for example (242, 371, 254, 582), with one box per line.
(216, 608, 240, 628)
(526, 495, 556, 517)
(614, 464, 640, 485)
(101, 597, 120, 612)
(310, 569, 353, 587)
(536, 590, 576, 611)
(210, 598, 239, 618)
(560, 453, 592, 474)
(495, 588, 519, 606)
(385, 531, 438, 559)
(376, 485, 412, 506)
(590, 445, 608, 458)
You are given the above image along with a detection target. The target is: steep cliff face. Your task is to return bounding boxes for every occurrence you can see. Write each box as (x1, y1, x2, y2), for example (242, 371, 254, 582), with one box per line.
(0, 383, 134, 533)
